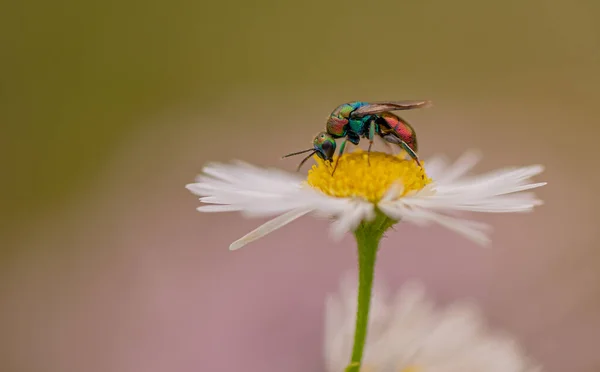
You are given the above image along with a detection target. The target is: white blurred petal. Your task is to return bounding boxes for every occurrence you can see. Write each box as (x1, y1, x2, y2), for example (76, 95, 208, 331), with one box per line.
(324, 280, 543, 372)
(330, 200, 375, 240)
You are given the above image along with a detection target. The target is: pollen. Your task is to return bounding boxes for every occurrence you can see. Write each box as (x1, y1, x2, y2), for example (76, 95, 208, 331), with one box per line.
(306, 150, 431, 203)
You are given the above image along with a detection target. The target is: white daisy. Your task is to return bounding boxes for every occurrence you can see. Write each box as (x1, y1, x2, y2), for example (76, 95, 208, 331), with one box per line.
(324, 279, 543, 372)
(186, 150, 546, 250)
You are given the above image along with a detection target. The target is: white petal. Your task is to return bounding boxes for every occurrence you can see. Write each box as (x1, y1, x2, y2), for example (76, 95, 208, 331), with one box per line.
(421, 155, 449, 180)
(430, 150, 482, 183)
(196, 205, 243, 212)
(400, 192, 544, 213)
(381, 181, 405, 202)
(379, 201, 492, 246)
(228, 208, 312, 250)
(414, 213, 492, 247)
(330, 200, 375, 240)
(434, 165, 545, 197)
(188, 162, 348, 219)
(376, 152, 546, 245)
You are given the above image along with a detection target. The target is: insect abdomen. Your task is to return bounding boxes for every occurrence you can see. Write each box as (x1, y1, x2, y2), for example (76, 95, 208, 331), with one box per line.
(379, 113, 418, 151)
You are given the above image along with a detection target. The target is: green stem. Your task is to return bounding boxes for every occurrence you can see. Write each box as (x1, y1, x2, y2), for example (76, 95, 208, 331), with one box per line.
(345, 213, 395, 372)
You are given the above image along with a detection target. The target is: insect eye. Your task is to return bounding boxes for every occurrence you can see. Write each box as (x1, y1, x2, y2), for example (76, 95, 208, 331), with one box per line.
(318, 139, 336, 159)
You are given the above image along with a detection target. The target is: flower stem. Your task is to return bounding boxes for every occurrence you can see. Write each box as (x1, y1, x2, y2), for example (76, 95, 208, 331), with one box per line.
(345, 213, 394, 372)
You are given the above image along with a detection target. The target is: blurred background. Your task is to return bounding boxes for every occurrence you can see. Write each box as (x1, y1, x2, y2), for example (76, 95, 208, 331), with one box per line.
(2, 0, 600, 371)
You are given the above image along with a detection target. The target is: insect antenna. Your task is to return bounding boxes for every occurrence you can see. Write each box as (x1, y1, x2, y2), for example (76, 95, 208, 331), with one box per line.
(296, 151, 316, 172)
(281, 148, 314, 159)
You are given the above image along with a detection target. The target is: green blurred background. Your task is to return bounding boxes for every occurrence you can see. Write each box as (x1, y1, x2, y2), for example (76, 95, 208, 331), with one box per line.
(3, 0, 599, 242)
(2, 1, 600, 371)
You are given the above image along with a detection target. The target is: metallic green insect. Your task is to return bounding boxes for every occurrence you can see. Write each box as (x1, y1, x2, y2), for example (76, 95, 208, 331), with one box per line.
(283, 100, 431, 174)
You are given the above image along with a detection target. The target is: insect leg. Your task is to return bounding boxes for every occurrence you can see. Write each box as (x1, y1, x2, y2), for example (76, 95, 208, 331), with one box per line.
(331, 138, 348, 176)
(399, 141, 422, 167)
(367, 120, 375, 166)
(381, 134, 422, 167)
(377, 126, 397, 155)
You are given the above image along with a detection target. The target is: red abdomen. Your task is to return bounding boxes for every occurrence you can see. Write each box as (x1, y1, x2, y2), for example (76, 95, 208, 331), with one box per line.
(379, 112, 418, 151)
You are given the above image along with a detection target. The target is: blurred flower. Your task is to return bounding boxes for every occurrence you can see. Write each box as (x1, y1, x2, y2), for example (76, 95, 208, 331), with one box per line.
(186, 150, 546, 250)
(324, 279, 543, 372)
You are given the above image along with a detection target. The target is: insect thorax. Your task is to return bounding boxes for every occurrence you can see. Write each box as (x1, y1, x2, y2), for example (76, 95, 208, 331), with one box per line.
(326, 116, 347, 137)
(348, 117, 368, 135)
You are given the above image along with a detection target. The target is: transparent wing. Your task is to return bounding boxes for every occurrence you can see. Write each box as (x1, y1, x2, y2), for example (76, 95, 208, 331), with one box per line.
(350, 100, 432, 118)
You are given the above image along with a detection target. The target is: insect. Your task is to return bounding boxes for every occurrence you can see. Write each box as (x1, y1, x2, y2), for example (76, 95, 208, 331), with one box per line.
(282, 100, 431, 174)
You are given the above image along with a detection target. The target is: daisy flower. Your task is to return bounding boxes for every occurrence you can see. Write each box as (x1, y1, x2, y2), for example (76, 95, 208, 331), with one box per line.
(186, 148, 546, 371)
(186, 149, 546, 250)
(325, 279, 543, 372)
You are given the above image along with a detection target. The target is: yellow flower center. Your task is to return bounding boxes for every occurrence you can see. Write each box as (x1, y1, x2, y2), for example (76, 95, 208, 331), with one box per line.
(306, 150, 431, 203)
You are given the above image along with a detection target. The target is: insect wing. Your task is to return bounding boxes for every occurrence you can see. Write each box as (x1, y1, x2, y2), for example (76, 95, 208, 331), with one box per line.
(350, 100, 431, 118)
